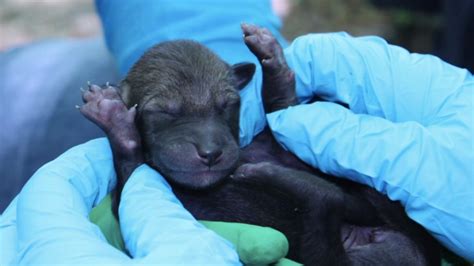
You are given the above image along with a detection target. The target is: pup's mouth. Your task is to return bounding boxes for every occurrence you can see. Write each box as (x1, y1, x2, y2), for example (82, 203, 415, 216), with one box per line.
(162, 168, 233, 190)
(145, 150, 239, 190)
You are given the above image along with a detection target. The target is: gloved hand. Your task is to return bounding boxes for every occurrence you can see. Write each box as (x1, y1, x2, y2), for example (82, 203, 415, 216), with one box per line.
(0, 138, 240, 265)
(90, 195, 301, 266)
(266, 32, 474, 261)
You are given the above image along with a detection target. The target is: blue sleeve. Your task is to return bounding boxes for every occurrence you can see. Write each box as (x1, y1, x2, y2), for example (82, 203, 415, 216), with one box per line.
(2, 138, 240, 265)
(267, 33, 474, 261)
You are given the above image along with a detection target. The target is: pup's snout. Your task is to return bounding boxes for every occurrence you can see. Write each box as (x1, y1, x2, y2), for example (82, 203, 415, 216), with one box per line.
(197, 147, 223, 167)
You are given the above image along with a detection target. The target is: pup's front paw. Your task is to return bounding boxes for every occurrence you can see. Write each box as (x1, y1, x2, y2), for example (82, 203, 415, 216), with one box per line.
(241, 23, 297, 113)
(233, 162, 277, 180)
(241, 23, 284, 70)
(78, 83, 141, 153)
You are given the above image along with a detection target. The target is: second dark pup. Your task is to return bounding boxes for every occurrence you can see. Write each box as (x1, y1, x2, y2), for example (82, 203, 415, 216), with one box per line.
(79, 25, 439, 265)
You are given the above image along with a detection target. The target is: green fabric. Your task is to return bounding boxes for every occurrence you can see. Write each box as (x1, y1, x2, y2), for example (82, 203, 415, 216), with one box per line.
(441, 248, 471, 266)
(88, 195, 126, 251)
(89, 195, 301, 265)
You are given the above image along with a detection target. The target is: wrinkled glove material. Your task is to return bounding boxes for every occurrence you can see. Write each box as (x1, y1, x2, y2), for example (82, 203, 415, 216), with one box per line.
(267, 33, 474, 261)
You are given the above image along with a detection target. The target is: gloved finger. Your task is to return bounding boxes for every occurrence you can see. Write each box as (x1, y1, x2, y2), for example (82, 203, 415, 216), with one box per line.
(267, 102, 474, 261)
(119, 164, 241, 264)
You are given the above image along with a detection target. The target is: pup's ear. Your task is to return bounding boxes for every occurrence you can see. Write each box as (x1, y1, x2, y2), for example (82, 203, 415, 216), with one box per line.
(118, 81, 132, 106)
(231, 62, 256, 90)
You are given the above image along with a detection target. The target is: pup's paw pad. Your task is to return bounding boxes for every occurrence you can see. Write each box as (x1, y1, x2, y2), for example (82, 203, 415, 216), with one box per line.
(79, 83, 133, 132)
(241, 23, 282, 66)
(81, 83, 121, 103)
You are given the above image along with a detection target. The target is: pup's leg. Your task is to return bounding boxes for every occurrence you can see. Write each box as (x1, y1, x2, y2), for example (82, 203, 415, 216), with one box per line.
(233, 162, 349, 265)
(233, 163, 430, 265)
(242, 23, 297, 113)
(79, 83, 143, 217)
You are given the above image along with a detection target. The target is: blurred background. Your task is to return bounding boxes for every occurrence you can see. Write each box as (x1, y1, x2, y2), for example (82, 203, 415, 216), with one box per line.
(1, 0, 473, 71)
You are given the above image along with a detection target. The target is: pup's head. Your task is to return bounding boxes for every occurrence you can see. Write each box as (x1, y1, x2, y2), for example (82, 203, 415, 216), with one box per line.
(121, 40, 255, 189)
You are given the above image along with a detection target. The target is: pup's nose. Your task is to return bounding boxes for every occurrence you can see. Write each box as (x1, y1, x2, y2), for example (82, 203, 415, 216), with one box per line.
(197, 148, 223, 167)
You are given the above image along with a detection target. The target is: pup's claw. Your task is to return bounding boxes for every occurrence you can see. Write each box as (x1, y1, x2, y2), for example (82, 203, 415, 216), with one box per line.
(89, 84, 101, 92)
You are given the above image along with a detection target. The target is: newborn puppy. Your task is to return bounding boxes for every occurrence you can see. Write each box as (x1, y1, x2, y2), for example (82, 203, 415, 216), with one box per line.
(79, 25, 439, 265)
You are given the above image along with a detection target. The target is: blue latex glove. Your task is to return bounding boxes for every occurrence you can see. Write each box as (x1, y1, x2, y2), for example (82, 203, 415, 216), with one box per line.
(0, 138, 240, 265)
(96, 0, 287, 147)
(266, 33, 474, 261)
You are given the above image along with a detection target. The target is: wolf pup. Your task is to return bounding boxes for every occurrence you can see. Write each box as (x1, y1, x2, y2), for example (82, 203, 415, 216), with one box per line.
(79, 25, 439, 265)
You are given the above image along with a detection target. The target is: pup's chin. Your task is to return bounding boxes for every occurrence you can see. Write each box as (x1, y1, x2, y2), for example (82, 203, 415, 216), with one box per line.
(164, 169, 232, 190)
